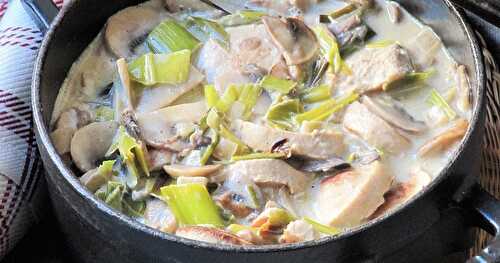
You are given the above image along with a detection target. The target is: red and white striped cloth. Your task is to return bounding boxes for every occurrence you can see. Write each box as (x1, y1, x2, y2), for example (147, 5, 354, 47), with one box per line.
(0, 0, 63, 259)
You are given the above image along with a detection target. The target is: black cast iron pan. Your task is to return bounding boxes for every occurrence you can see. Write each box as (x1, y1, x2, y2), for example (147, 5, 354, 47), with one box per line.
(23, 0, 500, 262)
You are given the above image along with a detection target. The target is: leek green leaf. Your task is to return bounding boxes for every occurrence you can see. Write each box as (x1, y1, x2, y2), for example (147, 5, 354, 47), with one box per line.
(304, 217, 341, 235)
(183, 16, 228, 45)
(95, 106, 115, 122)
(108, 127, 150, 188)
(313, 25, 351, 75)
(238, 84, 263, 119)
(161, 183, 225, 227)
(146, 19, 201, 54)
(215, 85, 240, 113)
(383, 70, 436, 91)
(204, 85, 219, 108)
(200, 129, 220, 165)
(260, 75, 297, 95)
(300, 84, 331, 104)
(231, 152, 286, 162)
(366, 40, 399, 49)
(427, 89, 457, 120)
(128, 50, 191, 86)
(218, 10, 266, 27)
(227, 224, 259, 235)
(295, 92, 359, 123)
(265, 99, 303, 130)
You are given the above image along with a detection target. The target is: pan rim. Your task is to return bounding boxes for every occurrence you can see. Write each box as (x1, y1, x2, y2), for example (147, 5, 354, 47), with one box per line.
(31, 0, 486, 254)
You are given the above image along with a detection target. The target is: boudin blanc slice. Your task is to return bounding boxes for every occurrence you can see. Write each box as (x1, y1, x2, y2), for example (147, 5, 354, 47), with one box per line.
(343, 101, 410, 154)
(317, 161, 393, 228)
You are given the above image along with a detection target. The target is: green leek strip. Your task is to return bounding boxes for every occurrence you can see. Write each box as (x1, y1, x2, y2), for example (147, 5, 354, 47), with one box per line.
(383, 70, 435, 91)
(108, 127, 150, 188)
(219, 125, 251, 154)
(146, 19, 201, 54)
(238, 84, 263, 120)
(300, 84, 332, 104)
(427, 89, 457, 120)
(231, 152, 286, 162)
(330, 3, 357, 18)
(161, 183, 225, 227)
(246, 185, 260, 209)
(313, 25, 351, 75)
(303, 217, 341, 235)
(204, 85, 219, 108)
(227, 224, 259, 235)
(128, 50, 191, 86)
(95, 106, 115, 122)
(206, 109, 251, 155)
(122, 196, 147, 218)
(265, 99, 303, 131)
(218, 10, 266, 27)
(267, 208, 295, 226)
(295, 92, 359, 123)
(260, 75, 297, 95)
(215, 85, 240, 113)
(200, 129, 220, 165)
(366, 39, 398, 49)
(95, 181, 125, 211)
(183, 16, 228, 45)
(97, 160, 116, 176)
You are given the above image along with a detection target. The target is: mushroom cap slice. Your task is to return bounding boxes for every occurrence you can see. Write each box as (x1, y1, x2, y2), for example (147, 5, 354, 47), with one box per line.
(176, 226, 252, 245)
(262, 16, 318, 65)
(362, 95, 427, 133)
(418, 119, 468, 157)
(163, 164, 222, 178)
(71, 121, 119, 172)
(104, 4, 167, 58)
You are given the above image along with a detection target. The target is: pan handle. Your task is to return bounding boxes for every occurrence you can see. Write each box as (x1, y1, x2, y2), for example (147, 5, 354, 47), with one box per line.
(20, 0, 59, 33)
(465, 185, 500, 262)
(450, 0, 500, 27)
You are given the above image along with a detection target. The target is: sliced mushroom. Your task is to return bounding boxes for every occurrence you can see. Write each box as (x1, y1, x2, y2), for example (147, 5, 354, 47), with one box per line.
(149, 149, 174, 171)
(362, 95, 427, 133)
(300, 157, 350, 173)
(51, 107, 93, 155)
(456, 65, 471, 112)
(144, 198, 177, 234)
(221, 159, 312, 194)
(418, 119, 468, 157)
(386, 1, 401, 24)
(176, 176, 209, 186)
(136, 101, 207, 147)
(216, 192, 254, 218)
(234, 120, 345, 160)
(135, 66, 205, 113)
(176, 226, 252, 245)
(71, 121, 119, 172)
(104, 4, 167, 58)
(163, 164, 222, 178)
(262, 16, 318, 65)
(116, 58, 135, 110)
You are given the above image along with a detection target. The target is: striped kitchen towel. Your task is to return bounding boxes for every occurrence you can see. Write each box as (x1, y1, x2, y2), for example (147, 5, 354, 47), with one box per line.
(0, 0, 63, 259)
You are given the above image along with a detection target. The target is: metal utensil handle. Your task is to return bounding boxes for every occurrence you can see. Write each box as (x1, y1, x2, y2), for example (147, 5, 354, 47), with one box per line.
(451, 0, 500, 27)
(20, 0, 59, 33)
(466, 186, 500, 262)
